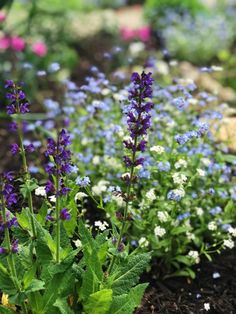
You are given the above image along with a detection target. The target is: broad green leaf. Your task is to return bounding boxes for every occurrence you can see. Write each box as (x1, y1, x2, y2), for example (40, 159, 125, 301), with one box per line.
(16, 208, 31, 230)
(25, 279, 45, 294)
(111, 253, 150, 295)
(224, 200, 235, 219)
(108, 283, 148, 314)
(0, 306, 16, 314)
(84, 289, 112, 314)
(173, 255, 192, 266)
(170, 226, 189, 235)
(53, 298, 74, 314)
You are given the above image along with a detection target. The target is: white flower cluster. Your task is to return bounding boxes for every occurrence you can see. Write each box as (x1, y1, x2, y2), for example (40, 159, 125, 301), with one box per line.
(154, 226, 166, 237)
(172, 172, 187, 185)
(92, 180, 109, 196)
(94, 220, 109, 231)
(174, 159, 187, 169)
(74, 192, 87, 201)
(157, 211, 169, 223)
(145, 188, 156, 202)
(197, 168, 206, 177)
(208, 221, 217, 231)
(138, 237, 149, 248)
(223, 239, 234, 249)
(150, 145, 165, 154)
(188, 250, 200, 264)
(35, 186, 46, 197)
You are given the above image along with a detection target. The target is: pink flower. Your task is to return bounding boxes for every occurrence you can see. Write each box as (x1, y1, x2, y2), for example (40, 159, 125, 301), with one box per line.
(0, 37, 10, 50)
(120, 27, 136, 41)
(32, 41, 47, 57)
(0, 12, 6, 23)
(11, 36, 25, 52)
(137, 26, 151, 42)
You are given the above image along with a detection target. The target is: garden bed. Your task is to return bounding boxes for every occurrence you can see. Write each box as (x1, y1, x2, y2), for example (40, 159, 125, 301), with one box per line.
(137, 248, 236, 313)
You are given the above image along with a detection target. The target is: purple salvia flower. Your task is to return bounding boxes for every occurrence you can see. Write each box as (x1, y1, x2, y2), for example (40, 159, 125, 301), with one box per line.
(10, 143, 20, 155)
(60, 208, 71, 220)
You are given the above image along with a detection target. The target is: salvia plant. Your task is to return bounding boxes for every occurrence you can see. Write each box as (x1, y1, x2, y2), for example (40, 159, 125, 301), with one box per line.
(0, 75, 153, 313)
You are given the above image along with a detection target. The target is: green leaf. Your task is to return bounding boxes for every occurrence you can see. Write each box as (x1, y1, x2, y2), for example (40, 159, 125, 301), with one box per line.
(170, 226, 189, 235)
(36, 201, 48, 226)
(111, 253, 150, 295)
(25, 279, 45, 294)
(173, 255, 192, 266)
(221, 154, 236, 163)
(23, 264, 37, 289)
(16, 208, 31, 230)
(0, 305, 16, 314)
(0, 263, 16, 295)
(84, 289, 113, 314)
(20, 178, 38, 198)
(108, 283, 148, 314)
(224, 200, 235, 219)
(53, 298, 74, 314)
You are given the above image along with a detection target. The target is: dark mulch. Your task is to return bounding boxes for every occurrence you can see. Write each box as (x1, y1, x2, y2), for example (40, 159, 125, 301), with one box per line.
(136, 248, 236, 314)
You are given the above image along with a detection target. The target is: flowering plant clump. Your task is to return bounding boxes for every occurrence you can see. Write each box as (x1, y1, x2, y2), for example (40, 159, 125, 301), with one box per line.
(0, 78, 152, 314)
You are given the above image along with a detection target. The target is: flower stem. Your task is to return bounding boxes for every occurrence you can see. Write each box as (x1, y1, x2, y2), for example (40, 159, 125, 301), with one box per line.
(107, 136, 138, 275)
(55, 134, 60, 263)
(16, 112, 36, 239)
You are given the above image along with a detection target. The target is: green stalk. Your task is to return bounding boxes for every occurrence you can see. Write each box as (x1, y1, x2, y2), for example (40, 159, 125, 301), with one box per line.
(107, 136, 138, 275)
(55, 172, 60, 263)
(55, 133, 60, 263)
(15, 103, 36, 239)
(0, 186, 28, 314)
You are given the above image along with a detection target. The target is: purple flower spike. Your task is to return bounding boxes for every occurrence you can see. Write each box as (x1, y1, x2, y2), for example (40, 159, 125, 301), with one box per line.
(60, 208, 71, 220)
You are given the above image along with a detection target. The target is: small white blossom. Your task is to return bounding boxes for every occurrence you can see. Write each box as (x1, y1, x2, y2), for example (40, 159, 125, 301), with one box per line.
(75, 192, 87, 201)
(111, 195, 125, 207)
(94, 220, 109, 231)
(146, 189, 156, 201)
(223, 239, 234, 249)
(138, 237, 149, 247)
(154, 226, 166, 237)
(92, 156, 100, 165)
(35, 186, 46, 197)
(150, 145, 165, 154)
(201, 158, 211, 166)
(196, 207, 204, 216)
(92, 180, 109, 196)
(204, 303, 210, 311)
(174, 159, 187, 169)
(157, 211, 169, 223)
(172, 173, 187, 185)
(208, 221, 217, 231)
(228, 227, 236, 237)
(49, 195, 56, 203)
(188, 250, 200, 264)
(73, 239, 82, 248)
(197, 168, 206, 177)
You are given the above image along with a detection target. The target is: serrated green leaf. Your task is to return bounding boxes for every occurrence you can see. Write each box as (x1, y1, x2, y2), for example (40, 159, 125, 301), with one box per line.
(111, 253, 150, 295)
(84, 289, 113, 314)
(108, 283, 148, 314)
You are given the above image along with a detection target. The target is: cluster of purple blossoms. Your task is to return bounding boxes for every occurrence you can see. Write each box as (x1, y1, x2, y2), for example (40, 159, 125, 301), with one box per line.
(123, 71, 154, 168)
(0, 173, 19, 254)
(45, 129, 72, 196)
(5, 81, 36, 155)
(5, 80, 30, 115)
